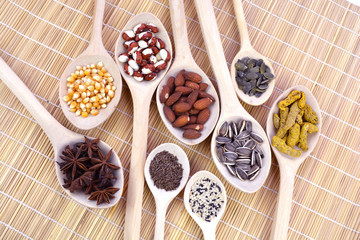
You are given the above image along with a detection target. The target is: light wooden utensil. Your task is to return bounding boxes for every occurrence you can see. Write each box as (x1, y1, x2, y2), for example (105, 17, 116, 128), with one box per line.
(230, 0, 275, 106)
(0, 57, 124, 209)
(266, 85, 322, 240)
(195, 0, 271, 193)
(59, 0, 122, 130)
(144, 143, 190, 240)
(183, 171, 227, 240)
(155, 0, 220, 145)
(114, 13, 173, 240)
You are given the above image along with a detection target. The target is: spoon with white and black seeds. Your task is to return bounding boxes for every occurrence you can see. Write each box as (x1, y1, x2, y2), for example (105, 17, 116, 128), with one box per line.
(195, 0, 272, 193)
(229, 0, 275, 106)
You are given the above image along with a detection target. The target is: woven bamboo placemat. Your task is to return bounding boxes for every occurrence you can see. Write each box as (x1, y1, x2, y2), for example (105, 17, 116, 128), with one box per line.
(0, 0, 359, 239)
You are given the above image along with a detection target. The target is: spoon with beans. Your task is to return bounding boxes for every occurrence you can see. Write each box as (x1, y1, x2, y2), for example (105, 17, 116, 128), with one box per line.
(230, 0, 275, 106)
(0, 57, 124, 209)
(114, 13, 172, 240)
(195, 0, 271, 193)
(156, 0, 220, 145)
(59, 0, 122, 130)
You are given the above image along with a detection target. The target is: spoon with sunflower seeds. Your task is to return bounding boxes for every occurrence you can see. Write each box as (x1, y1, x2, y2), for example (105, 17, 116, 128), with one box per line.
(0, 57, 124, 209)
(230, 0, 275, 106)
(59, 0, 122, 130)
(114, 13, 172, 240)
(195, 0, 271, 193)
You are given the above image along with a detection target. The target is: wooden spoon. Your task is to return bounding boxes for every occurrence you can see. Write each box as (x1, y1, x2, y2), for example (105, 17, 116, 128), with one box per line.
(230, 0, 275, 106)
(59, 0, 122, 130)
(155, 0, 220, 145)
(195, 0, 271, 193)
(266, 85, 322, 240)
(183, 171, 227, 240)
(114, 13, 172, 240)
(144, 143, 190, 240)
(0, 57, 124, 209)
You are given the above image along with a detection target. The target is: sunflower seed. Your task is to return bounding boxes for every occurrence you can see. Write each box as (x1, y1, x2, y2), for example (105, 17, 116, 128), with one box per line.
(236, 130, 250, 140)
(224, 152, 238, 160)
(216, 146, 225, 162)
(238, 120, 246, 134)
(236, 167, 248, 181)
(231, 122, 238, 136)
(248, 165, 260, 176)
(223, 159, 235, 165)
(256, 145, 264, 158)
(228, 125, 233, 139)
(246, 121, 252, 132)
(250, 132, 264, 143)
(219, 121, 228, 136)
(224, 143, 236, 152)
(235, 159, 251, 164)
(236, 163, 251, 171)
(255, 151, 262, 167)
(216, 136, 231, 144)
(251, 150, 256, 166)
(236, 147, 252, 156)
(244, 140, 256, 149)
(248, 170, 260, 181)
(227, 165, 236, 176)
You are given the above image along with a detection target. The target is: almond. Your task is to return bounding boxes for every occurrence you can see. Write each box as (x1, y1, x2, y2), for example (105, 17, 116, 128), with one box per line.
(189, 108, 199, 115)
(178, 96, 187, 103)
(173, 102, 191, 113)
(183, 124, 204, 131)
(165, 92, 182, 106)
(199, 82, 208, 91)
(166, 76, 175, 93)
(186, 90, 199, 106)
(172, 115, 190, 128)
(197, 108, 210, 124)
(198, 91, 216, 102)
(175, 86, 193, 96)
(189, 115, 197, 124)
(159, 85, 170, 103)
(183, 129, 201, 139)
(163, 105, 175, 122)
(194, 98, 213, 110)
(183, 71, 202, 83)
(174, 111, 189, 117)
(175, 70, 185, 86)
(185, 81, 200, 90)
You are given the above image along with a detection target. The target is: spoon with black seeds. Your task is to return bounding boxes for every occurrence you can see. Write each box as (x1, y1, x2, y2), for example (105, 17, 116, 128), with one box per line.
(230, 0, 276, 106)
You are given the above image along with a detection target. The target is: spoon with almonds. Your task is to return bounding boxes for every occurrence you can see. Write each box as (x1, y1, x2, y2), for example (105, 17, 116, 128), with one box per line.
(230, 0, 275, 106)
(195, 0, 271, 193)
(144, 143, 190, 240)
(266, 85, 321, 240)
(0, 57, 124, 209)
(59, 0, 122, 130)
(184, 171, 227, 240)
(156, 0, 220, 145)
(114, 13, 172, 240)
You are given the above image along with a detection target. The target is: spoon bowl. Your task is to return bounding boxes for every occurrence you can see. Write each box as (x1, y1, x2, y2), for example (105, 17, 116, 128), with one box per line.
(266, 85, 321, 240)
(144, 143, 190, 240)
(230, 0, 275, 106)
(0, 57, 124, 209)
(183, 171, 227, 240)
(195, 0, 272, 193)
(156, 0, 219, 146)
(114, 12, 173, 240)
(59, 0, 122, 130)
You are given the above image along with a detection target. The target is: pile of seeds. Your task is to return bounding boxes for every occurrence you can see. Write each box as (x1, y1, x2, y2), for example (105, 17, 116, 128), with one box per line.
(62, 62, 116, 117)
(159, 70, 215, 139)
(57, 137, 120, 205)
(234, 57, 274, 97)
(215, 120, 264, 181)
(149, 151, 183, 191)
(189, 177, 225, 222)
(118, 23, 171, 81)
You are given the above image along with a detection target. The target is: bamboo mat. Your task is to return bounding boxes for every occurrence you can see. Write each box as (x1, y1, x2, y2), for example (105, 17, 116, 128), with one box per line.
(0, 0, 359, 239)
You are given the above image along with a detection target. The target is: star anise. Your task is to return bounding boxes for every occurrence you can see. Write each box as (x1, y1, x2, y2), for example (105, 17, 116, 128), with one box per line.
(69, 171, 95, 193)
(99, 166, 117, 187)
(58, 144, 89, 180)
(82, 137, 101, 158)
(85, 179, 100, 195)
(89, 149, 120, 176)
(88, 187, 120, 205)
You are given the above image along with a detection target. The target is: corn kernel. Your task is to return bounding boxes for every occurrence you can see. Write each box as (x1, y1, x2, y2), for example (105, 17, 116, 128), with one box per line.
(93, 102, 100, 108)
(84, 69, 91, 75)
(92, 69, 98, 74)
(71, 73, 78, 78)
(91, 109, 99, 116)
(79, 85, 86, 92)
(76, 98, 82, 103)
(90, 64, 95, 69)
(93, 75, 102, 82)
(67, 76, 75, 83)
(75, 110, 81, 116)
(73, 92, 80, 99)
(99, 99, 106, 105)
(98, 71, 104, 76)
(112, 86, 116, 91)
(63, 95, 70, 102)
(81, 92, 87, 99)
(76, 66, 82, 71)
(108, 90, 114, 98)
(95, 82, 101, 90)
(97, 62, 104, 68)
(70, 101, 77, 109)
(79, 70, 85, 77)
(83, 98, 90, 104)
(107, 77, 113, 83)
(88, 85, 94, 91)
(101, 104, 107, 108)
(86, 103, 92, 109)
(81, 111, 88, 117)
(69, 108, 76, 112)
(104, 73, 111, 78)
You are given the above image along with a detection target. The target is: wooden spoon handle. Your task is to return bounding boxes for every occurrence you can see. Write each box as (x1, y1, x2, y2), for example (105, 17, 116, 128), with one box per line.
(194, 0, 242, 114)
(169, 0, 192, 63)
(271, 165, 297, 240)
(86, 0, 107, 54)
(232, 0, 253, 50)
(0, 57, 71, 145)
(124, 95, 151, 240)
(154, 201, 168, 240)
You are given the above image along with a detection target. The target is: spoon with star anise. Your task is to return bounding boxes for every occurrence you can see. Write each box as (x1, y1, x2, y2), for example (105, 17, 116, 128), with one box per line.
(0, 57, 124, 209)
